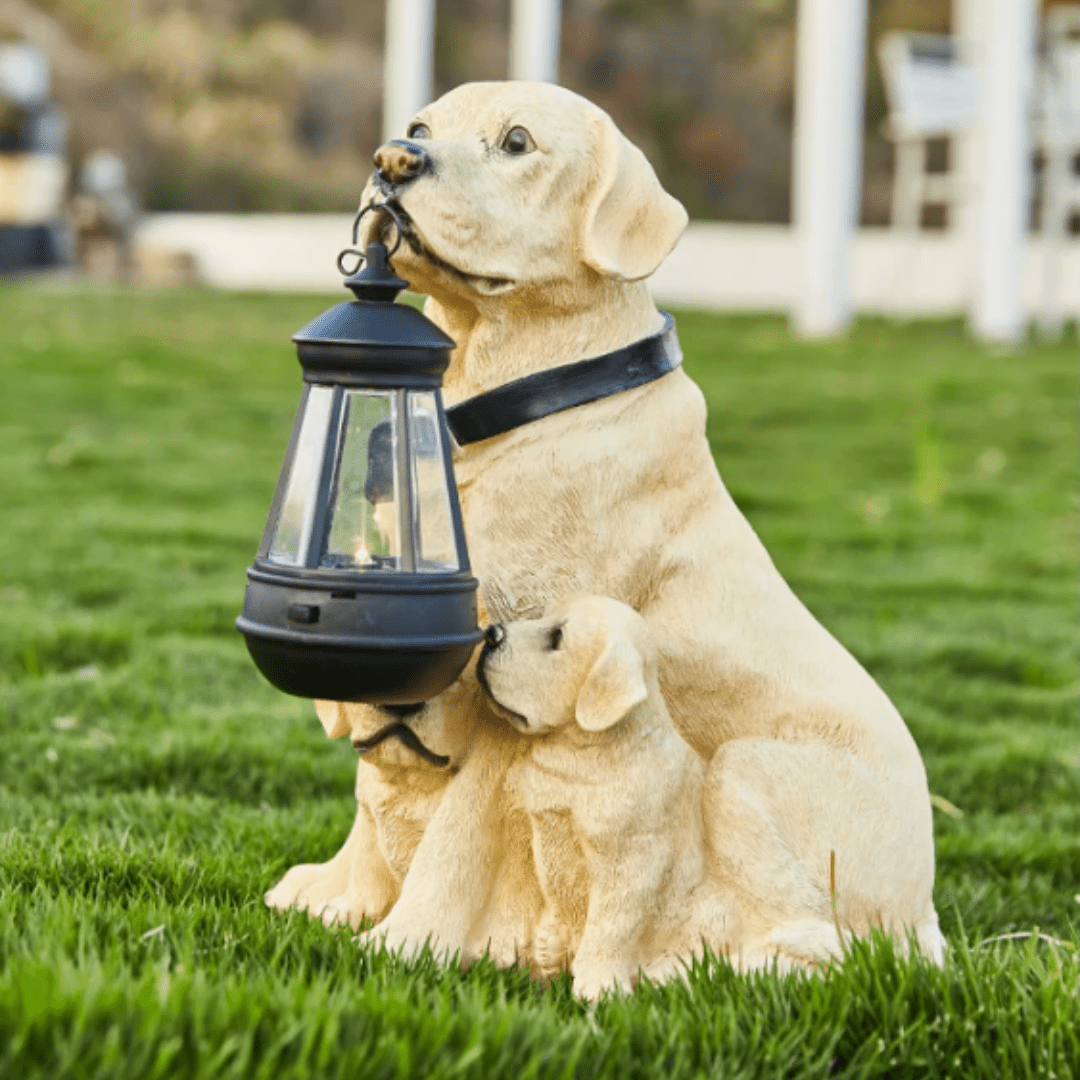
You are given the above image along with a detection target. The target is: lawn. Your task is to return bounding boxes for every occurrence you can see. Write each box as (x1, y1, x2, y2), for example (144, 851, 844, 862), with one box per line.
(0, 284, 1077, 1079)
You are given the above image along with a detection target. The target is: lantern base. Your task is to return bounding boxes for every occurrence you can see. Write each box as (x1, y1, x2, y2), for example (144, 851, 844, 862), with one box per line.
(237, 563, 483, 704)
(238, 625, 480, 704)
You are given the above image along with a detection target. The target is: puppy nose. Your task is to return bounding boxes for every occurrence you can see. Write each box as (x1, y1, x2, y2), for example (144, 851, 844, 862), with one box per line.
(484, 623, 506, 649)
(374, 140, 431, 187)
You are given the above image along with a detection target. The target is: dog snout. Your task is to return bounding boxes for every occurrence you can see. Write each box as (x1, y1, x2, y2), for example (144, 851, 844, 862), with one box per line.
(383, 702, 425, 719)
(374, 140, 432, 188)
(484, 623, 506, 649)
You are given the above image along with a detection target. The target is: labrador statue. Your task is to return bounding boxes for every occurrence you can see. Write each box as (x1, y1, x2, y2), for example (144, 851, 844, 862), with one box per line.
(265, 81, 945, 995)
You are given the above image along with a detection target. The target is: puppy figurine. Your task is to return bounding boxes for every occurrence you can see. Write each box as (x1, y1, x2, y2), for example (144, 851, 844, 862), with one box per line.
(479, 595, 713, 1000)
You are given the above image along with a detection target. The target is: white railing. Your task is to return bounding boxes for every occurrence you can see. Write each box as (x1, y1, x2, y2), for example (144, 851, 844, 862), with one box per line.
(135, 213, 1079, 325)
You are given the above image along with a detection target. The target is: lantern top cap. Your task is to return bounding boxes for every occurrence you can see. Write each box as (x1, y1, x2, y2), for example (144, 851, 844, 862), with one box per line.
(291, 235, 455, 390)
(343, 240, 409, 303)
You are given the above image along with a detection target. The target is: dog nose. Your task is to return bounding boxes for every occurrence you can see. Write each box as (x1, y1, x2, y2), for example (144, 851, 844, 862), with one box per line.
(484, 623, 506, 649)
(374, 140, 431, 187)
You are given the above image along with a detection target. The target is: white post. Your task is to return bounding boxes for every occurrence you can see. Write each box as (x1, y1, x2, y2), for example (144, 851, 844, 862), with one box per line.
(510, 0, 561, 83)
(951, 0, 982, 249)
(968, 0, 1038, 343)
(383, 0, 436, 143)
(792, 0, 869, 338)
(1039, 140, 1072, 339)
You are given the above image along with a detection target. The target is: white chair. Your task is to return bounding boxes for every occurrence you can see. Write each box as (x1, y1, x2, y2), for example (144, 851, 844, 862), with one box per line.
(878, 31, 980, 231)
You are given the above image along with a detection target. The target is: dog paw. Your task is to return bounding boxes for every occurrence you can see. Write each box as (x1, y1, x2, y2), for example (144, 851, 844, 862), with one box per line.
(571, 964, 636, 1002)
(641, 952, 689, 986)
(317, 894, 370, 931)
(358, 921, 455, 964)
(265, 861, 346, 915)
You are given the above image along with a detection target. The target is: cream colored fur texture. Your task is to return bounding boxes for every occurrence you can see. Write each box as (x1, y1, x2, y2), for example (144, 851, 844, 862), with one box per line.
(265, 81, 945, 981)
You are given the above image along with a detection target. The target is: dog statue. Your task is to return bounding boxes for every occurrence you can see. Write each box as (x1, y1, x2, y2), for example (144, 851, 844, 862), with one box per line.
(266, 81, 945, 979)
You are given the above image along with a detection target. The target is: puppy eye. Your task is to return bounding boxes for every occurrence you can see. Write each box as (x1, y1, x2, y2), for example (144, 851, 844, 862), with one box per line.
(407, 122, 431, 140)
(501, 126, 535, 155)
(547, 626, 563, 651)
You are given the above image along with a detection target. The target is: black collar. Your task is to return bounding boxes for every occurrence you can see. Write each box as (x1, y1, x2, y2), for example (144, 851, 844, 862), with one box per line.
(445, 313, 681, 447)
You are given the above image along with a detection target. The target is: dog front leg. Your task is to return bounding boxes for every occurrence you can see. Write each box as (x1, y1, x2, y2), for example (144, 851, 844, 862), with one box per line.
(360, 723, 518, 962)
(266, 775, 399, 928)
(315, 800, 400, 931)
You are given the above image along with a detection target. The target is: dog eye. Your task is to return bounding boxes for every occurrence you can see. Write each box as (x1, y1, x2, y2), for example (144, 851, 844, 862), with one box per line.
(407, 122, 431, 140)
(547, 626, 563, 651)
(501, 126, 535, 155)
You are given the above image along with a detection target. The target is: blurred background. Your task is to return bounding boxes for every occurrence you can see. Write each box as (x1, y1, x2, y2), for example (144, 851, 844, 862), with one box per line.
(0, 0, 1078, 338)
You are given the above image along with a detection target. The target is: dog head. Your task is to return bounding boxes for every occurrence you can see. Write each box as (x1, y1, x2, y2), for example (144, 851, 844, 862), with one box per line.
(358, 82, 687, 306)
(477, 594, 654, 735)
(313, 677, 479, 771)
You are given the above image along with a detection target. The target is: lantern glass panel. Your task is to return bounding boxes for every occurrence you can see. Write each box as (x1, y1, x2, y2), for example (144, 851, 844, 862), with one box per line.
(267, 385, 334, 567)
(322, 390, 401, 571)
(408, 393, 460, 573)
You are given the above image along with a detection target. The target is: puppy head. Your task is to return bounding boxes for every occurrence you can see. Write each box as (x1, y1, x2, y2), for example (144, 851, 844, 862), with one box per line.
(479, 595, 653, 735)
(358, 82, 687, 306)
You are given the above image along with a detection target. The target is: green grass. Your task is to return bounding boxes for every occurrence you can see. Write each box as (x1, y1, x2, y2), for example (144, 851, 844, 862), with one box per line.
(0, 284, 1077, 1078)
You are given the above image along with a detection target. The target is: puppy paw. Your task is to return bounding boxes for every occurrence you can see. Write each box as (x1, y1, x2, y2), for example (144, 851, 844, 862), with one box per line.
(532, 919, 572, 983)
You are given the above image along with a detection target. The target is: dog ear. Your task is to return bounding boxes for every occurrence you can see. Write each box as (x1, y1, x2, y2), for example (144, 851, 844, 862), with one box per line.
(314, 700, 351, 740)
(575, 638, 648, 733)
(582, 116, 688, 282)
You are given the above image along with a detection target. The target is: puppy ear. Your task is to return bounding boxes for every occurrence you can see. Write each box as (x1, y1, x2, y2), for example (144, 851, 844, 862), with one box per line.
(582, 116, 688, 282)
(314, 700, 351, 740)
(575, 638, 648, 733)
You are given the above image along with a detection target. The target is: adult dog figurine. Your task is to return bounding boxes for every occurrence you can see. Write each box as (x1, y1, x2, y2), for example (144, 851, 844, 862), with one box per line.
(266, 81, 945, 974)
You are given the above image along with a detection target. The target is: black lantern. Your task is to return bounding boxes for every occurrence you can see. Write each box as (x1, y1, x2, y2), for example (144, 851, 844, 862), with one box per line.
(236, 206, 482, 704)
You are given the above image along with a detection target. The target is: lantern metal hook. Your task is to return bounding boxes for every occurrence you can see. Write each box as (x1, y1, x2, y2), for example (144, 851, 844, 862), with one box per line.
(337, 200, 406, 277)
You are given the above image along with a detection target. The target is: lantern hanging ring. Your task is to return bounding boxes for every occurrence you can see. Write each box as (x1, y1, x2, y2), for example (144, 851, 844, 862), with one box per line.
(337, 201, 406, 277)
